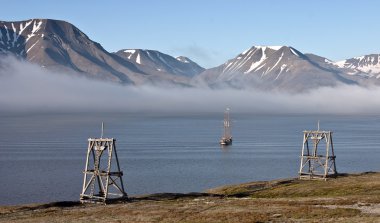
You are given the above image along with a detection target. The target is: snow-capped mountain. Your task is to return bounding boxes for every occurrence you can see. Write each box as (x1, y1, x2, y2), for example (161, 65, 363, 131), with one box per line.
(1, 19, 380, 92)
(198, 46, 355, 91)
(333, 54, 380, 78)
(0, 19, 143, 83)
(114, 49, 204, 77)
(0, 19, 202, 85)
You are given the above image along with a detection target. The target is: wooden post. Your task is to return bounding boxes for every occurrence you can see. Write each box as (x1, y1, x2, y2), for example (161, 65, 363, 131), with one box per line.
(299, 133, 307, 178)
(330, 134, 337, 175)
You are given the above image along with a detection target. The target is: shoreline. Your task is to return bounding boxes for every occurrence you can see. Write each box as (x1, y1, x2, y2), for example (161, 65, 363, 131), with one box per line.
(0, 171, 373, 207)
(1, 171, 380, 222)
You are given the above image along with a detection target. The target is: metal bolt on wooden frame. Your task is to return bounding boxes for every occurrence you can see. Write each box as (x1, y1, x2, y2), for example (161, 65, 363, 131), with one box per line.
(80, 123, 127, 203)
(298, 123, 337, 180)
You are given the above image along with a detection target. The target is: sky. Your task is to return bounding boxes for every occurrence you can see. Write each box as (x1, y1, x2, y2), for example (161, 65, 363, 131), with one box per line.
(1, 0, 380, 68)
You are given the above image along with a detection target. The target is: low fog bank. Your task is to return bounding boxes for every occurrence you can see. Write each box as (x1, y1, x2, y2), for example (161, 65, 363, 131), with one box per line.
(0, 56, 379, 114)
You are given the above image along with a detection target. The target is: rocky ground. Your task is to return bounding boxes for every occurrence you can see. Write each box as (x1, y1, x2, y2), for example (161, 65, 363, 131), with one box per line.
(1, 172, 380, 222)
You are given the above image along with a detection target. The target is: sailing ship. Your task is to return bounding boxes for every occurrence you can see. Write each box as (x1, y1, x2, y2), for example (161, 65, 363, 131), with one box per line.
(220, 108, 232, 145)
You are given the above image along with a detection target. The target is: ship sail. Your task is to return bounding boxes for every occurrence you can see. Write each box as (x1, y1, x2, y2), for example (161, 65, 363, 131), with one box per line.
(220, 108, 232, 145)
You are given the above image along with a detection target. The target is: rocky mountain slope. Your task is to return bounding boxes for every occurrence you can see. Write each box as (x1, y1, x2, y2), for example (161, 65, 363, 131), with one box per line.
(115, 49, 204, 78)
(0, 19, 141, 83)
(333, 54, 380, 79)
(197, 46, 356, 91)
(0, 19, 204, 85)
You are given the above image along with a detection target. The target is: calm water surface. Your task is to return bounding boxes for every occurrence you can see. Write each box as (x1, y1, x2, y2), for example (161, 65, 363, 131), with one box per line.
(0, 112, 379, 205)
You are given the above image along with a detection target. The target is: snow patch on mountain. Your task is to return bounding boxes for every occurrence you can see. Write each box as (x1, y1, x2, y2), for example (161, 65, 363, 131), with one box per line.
(0, 19, 46, 57)
(124, 49, 136, 54)
(245, 48, 268, 73)
(26, 20, 43, 42)
(136, 53, 141, 64)
(176, 56, 191, 63)
(254, 45, 283, 50)
(26, 39, 39, 53)
(290, 48, 300, 57)
(275, 64, 288, 80)
(269, 52, 284, 73)
(334, 60, 347, 68)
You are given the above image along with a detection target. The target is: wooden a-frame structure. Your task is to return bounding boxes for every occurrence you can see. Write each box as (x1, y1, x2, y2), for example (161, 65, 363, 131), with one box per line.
(298, 127, 337, 180)
(80, 136, 127, 203)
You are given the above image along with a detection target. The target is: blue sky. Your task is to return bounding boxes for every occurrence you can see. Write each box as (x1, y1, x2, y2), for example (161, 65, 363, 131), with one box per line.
(1, 0, 380, 68)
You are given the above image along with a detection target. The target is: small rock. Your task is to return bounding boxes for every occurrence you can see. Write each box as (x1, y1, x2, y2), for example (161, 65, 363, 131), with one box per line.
(358, 202, 370, 207)
(272, 214, 282, 218)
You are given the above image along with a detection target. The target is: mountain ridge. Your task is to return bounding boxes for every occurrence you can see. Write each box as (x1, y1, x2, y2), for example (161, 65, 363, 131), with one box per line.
(197, 45, 357, 91)
(114, 49, 205, 78)
(0, 19, 204, 86)
(1, 18, 380, 91)
(333, 54, 380, 78)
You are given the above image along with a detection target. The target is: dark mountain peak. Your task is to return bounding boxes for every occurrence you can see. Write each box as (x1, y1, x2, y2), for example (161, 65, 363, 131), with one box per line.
(304, 53, 333, 63)
(0, 18, 143, 84)
(197, 44, 355, 92)
(115, 49, 204, 77)
(0, 19, 45, 55)
(218, 45, 305, 77)
(245, 45, 283, 52)
(241, 45, 300, 56)
(44, 19, 90, 40)
(0, 18, 88, 40)
(0, 18, 99, 57)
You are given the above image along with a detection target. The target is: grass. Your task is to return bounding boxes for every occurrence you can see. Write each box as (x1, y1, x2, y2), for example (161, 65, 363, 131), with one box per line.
(1, 172, 380, 222)
(207, 172, 380, 199)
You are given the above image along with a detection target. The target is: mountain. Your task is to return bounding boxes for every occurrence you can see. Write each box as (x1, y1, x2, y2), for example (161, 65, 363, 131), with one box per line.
(0, 19, 203, 85)
(0, 18, 144, 83)
(1, 18, 379, 92)
(114, 49, 204, 78)
(197, 46, 356, 91)
(333, 54, 380, 79)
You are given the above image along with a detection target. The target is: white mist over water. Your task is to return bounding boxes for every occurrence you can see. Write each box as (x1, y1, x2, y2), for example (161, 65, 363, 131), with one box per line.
(1, 55, 380, 114)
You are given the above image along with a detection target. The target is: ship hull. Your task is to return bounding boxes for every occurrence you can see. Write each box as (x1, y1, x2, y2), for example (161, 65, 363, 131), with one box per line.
(220, 138, 232, 145)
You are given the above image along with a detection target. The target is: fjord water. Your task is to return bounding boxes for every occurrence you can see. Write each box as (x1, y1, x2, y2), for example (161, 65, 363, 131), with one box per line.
(0, 112, 379, 205)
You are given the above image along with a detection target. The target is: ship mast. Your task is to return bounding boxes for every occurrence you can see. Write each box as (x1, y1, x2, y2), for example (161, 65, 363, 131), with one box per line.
(223, 108, 231, 139)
